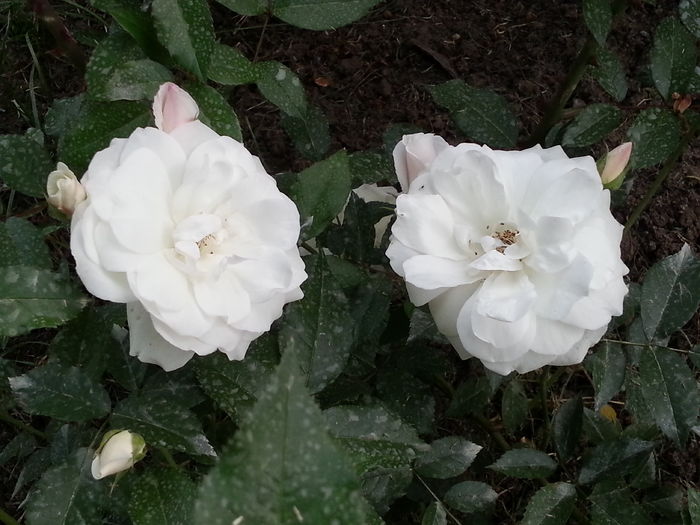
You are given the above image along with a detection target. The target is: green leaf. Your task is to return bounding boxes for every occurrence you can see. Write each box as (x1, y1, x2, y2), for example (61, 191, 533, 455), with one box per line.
(0, 433, 37, 467)
(348, 151, 395, 185)
(325, 404, 424, 472)
(561, 104, 622, 147)
(521, 482, 576, 525)
(92, 0, 163, 56)
(376, 369, 434, 435)
(585, 342, 626, 410)
(650, 17, 696, 99)
(111, 395, 215, 456)
(194, 350, 370, 525)
(680, 0, 700, 38)
(183, 81, 242, 140)
(488, 449, 557, 479)
(279, 254, 354, 393)
(589, 481, 653, 525)
(553, 396, 583, 462)
(639, 346, 699, 446)
(255, 61, 308, 118)
(214, 0, 265, 15)
(60, 100, 151, 173)
(591, 47, 628, 101)
(414, 437, 482, 479)
(105, 325, 149, 391)
(361, 467, 412, 515)
(139, 367, 205, 408)
(583, 0, 613, 45)
(0, 135, 54, 197)
(50, 304, 124, 378)
(151, 0, 215, 81)
(0, 217, 52, 269)
(272, 0, 381, 30)
(626, 108, 680, 170)
(208, 43, 257, 85)
(45, 95, 85, 139)
(195, 334, 279, 420)
(429, 80, 518, 148)
(443, 481, 498, 515)
(10, 361, 110, 421)
(579, 437, 654, 485)
(87, 32, 171, 102)
(26, 448, 105, 525)
(0, 266, 87, 337)
(688, 488, 700, 525)
(445, 376, 493, 417)
(501, 378, 529, 434)
(641, 244, 700, 341)
(281, 104, 331, 161)
(583, 407, 620, 443)
(128, 469, 196, 525)
(291, 151, 352, 240)
(422, 501, 447, 525)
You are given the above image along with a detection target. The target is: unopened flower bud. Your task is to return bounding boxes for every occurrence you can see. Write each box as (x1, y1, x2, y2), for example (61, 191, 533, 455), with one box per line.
(91, 430, 146, 480)
(46, 163, 86, 215)
(598, 142, 632, 188)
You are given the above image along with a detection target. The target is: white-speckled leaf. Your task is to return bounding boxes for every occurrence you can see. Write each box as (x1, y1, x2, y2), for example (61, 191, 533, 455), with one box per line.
(291, 151, 352, 240)
(87, 32, 171, 102)
(60, 99, 151, 173)
(93, 0, 162, 55)
(521, 482, 576, 525)
(588, 481, 654, 525)
(279, 253, 354, 393)
(26, 448, 105, 525)
(255, 61, 308, 118)
(429, 79, 518, 148)
(680, 0, 700, 38)
(561, 103, 622, 147)
(591, 47, 628, 101)
(208, 43, 258, 85)
(443, 481, 498, 515)
(639, 346, 699, 447)
(272, 0, 381, 30)
(214, 0, 266, 15)
(641, 244, 700, 341)
(585, 342, 626, 411)
(583, 0, 612, 45)
(626, 108, 680, 170)
(0, 218, 52, 269)
(151, 0, 215, 81)
(10, 362, 110, 421)
(0, 266, 87, 337)
(195, 334, 279, 420)
(281, 104, 330, 161)
(415, 436, 482, 479)
(194, 350, 371, 525)
(183, 81, 242, 140)
(128, 469, 196, 525)
(422, 502, 447, 525)
(650, 17, 696, 100)
(488, 449, 557, 479)
(0, 135, 55, 197)
(111, 395, 215, 456)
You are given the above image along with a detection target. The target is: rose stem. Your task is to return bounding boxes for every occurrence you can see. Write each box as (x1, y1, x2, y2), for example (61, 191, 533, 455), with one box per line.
(0, 409, 48, 440)
(0, 507, 20, 525)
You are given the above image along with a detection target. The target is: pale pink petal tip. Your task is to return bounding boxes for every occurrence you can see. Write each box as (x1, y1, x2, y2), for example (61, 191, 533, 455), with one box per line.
(153, 82, 200, 134)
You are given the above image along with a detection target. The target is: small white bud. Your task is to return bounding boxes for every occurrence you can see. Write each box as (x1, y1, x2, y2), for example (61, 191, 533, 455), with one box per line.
(599, 142, 633, 188)
(46, 162, 86, 215)
(91, 430, 146, 480)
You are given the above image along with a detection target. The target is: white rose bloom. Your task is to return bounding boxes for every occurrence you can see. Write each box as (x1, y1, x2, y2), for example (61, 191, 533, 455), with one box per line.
(91, 430, 146, 480)
(70, 83, 307, 371)
(387, 133, 628, 375)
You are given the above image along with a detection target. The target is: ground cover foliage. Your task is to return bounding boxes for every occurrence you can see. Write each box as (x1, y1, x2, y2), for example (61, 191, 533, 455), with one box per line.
(0, 0, 699, 523)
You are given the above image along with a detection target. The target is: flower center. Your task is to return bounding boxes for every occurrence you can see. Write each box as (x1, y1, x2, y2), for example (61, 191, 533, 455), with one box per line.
(492, 228, 519, 253)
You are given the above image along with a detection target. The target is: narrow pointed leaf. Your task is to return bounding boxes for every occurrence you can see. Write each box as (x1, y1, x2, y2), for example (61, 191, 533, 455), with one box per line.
(579, 437, 654, 484)
(561, 103, 621, 147)
(521, 482, 576, 525)
(553, 397, 583, 461)
(585, 342, 626, 410)
(415, 437, 482, 479)
(591, 47, 628, 101)
(194, 351, 370, 525)
(583, 0, 612, 45)
(488, 449, 557, 479)
(650, 17, 696, 99)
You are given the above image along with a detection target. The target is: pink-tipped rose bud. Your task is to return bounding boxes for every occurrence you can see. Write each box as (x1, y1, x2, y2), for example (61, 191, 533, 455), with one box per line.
(393, 133, 450, 192)
(599, 142, 632, 188)
(46, 162, 86, 216)
(153, 82, 199, 133)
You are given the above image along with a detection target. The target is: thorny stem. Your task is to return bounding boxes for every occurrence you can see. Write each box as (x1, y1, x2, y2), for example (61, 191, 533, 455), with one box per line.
(471, 412, 511, 452)
(624, 129, 695, 232)
(522, 0, 627, 147)
(0, 507, 19, 525)
(0, 410, 48, 440)
(29, 0, 87, 72)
